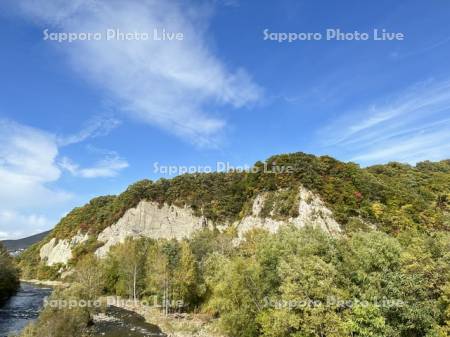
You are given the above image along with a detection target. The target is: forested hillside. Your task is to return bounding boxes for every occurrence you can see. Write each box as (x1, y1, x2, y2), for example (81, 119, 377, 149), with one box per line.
(18, 153, 449, 278)
(30, 153, 450, 239)
(1, 230, 51, 252)
(15, 153, 450, 337)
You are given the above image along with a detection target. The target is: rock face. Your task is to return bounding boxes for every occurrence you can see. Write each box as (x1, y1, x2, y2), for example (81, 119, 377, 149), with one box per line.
(40, 233, 89, 266)
(294, 186, 341, 233)
(236, 186, 341, 238)
(39, 186, 341, 264)
(95, 201, 209, 257)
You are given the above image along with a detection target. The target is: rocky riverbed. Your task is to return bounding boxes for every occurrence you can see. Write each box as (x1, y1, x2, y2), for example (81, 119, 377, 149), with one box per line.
(90, 305, 165, 337)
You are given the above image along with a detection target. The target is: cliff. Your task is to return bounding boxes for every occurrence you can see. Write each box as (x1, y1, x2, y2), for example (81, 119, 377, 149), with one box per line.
(38, 184, 341, 264)
(19, 152, 449, 274)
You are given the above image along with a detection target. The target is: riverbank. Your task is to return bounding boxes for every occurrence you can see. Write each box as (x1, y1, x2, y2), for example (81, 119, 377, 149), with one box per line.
(91, 305, 164, 337)
(12, 280, 225, 337)
(101, 296, 225, 337)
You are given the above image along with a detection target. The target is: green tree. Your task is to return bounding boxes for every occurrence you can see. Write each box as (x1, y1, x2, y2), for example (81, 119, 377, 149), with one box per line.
(206, 254, 264, 337)
(0, 243, 19, 303)
(103, 238, 151, 300)
(173, 241, 200, 310)
(74, 254, 104, 300)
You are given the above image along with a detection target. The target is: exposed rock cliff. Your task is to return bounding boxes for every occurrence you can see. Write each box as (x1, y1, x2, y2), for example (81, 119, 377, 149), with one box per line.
(95, 201, 209, 257)
(25, 153, 449, 273)
(39, 185, 341, 265)
(236, 186, 341, 238)
(40, 233, 89, 266)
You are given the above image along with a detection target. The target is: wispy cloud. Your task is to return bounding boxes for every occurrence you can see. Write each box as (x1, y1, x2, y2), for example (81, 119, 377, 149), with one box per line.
(320, 79, 450, 165)
(350, 125, 450, 164)
(0, 118, 127, 239)
(0, 119, 70, 209)
(57, 115, 121, 146)
(0, 119, 68, 239)
(390, 37, 450, 60)
(14, 0, 262, 147)
(59, 150, 128, 178)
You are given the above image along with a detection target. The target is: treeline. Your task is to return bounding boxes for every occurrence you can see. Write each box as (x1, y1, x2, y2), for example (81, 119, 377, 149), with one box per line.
(16, 226, 450, 337)
(0, 243, 20, 303)
(60, 226, 449, 337)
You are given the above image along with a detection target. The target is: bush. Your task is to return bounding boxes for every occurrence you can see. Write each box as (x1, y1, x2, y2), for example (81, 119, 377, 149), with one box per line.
(0, 243, 20, 303)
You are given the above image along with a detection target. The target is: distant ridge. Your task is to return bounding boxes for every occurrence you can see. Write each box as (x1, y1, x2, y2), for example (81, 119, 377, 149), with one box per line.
(1, 230, 51, 252)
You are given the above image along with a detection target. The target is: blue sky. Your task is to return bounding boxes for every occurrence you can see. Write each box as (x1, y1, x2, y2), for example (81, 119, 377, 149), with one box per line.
(1, 0, 449, 239)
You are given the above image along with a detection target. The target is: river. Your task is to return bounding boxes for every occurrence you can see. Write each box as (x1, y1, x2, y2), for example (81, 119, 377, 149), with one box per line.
(0, 283, 165, 337)
(0, 282, 52, 337)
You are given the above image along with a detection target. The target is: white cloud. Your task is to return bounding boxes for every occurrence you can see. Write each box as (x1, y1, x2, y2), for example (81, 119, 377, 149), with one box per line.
(320, 80, 450, 165)
(15, 0, 262, 147)
(0, 210, 53, 240)
(0, 119, 68, 239)
(0, 119, 70, 209)
(0, 118, 127, 239)
(59, 152, 128, 178)
(350, 127, 450, 164)
(57, 115, 121, 146)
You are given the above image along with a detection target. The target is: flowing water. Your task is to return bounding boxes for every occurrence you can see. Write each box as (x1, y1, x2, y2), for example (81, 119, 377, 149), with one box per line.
(0, 282, 52, 337)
